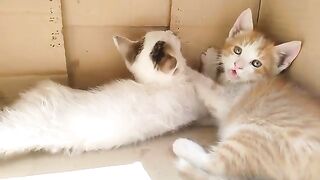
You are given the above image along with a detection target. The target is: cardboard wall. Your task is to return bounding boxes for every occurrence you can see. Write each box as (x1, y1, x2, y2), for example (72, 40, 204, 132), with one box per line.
(0, 0, 319, 103)
(0, 0, 67, 104)
(61, 0, 170, 88)
(170, 0, 260, 69)
(258, 0, 320, 95)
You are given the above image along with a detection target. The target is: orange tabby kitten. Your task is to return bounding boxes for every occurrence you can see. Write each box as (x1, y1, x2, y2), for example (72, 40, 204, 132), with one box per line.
(173, 9, 320, 180)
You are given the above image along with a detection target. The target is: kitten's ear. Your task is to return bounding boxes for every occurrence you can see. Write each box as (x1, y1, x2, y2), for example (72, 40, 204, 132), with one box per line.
(113, 35, 143, 63)
(151, 41, 178, 74)
(276, 41, 302, 73)
(157, 54, 177, 74)
(228, 8, 253, 37)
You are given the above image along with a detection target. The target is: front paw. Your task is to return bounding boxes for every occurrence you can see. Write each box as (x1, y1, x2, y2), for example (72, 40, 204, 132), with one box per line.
(173, 138, 205, 159)
(201, 47, 219, 65)
(201, 47, 220, 80)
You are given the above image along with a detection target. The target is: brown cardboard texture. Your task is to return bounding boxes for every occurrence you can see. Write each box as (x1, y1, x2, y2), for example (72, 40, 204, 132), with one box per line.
(0, 0, 67, 103)
(0, 0, 66, 75)
(61, 0, 171, 27)
(258, 0, 320, 95)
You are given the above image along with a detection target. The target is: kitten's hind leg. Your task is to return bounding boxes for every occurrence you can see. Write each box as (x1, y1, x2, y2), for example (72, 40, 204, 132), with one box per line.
(173, 138, 273, 180)
(200, 47, 220, 81)
(173, 138, 210, 169)
(172, 138, 248, 180)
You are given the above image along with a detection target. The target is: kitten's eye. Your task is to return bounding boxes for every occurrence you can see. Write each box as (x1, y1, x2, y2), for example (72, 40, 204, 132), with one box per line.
(251, 59, 262, 68)
(233, 46, 242, 55)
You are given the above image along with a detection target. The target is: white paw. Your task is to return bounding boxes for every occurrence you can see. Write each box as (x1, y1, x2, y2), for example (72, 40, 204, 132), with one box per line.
(175, 158, 193, 171)
(172, 138, 205, 159)
(201, 47, 220, 80)
(175, 158, 210, 179)
(201, 47, 219, 65)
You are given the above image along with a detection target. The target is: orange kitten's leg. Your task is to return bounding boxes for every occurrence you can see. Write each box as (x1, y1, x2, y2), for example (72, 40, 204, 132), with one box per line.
(173, 136, 278, 179)
(201, 47, 220, 81)
(189, 69, 231, 124)
(175, 158, 210, 180)
(192, 75, 229, 121)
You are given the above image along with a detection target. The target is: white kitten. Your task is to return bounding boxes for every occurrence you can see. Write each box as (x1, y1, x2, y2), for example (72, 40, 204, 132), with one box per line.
(0, 30, 207, 157)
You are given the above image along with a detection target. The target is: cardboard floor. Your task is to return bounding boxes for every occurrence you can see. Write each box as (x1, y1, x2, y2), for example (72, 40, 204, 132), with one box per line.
(0, 126, 217, 180)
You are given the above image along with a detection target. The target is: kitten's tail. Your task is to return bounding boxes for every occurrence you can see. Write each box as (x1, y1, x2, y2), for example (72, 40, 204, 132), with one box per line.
(0, 120, 69, 158)
(0, 122, 44, 157)
(0, 129, 27, 157)
(0, 80, 74, 158)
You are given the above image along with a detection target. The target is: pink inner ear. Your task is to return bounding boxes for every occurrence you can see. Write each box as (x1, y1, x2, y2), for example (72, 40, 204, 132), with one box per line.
(276, 41, 302, 72)
(277, 41, 302, 63)
(229, 8, 254, 37)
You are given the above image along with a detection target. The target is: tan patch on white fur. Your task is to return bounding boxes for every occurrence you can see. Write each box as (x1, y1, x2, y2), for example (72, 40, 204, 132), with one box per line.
(157, 55, 177, 73)
(151, 41, 178, 74)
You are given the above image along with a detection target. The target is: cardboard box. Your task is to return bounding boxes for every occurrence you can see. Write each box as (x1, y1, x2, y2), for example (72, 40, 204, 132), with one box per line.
(0, 0, 67, 103)
(0, 0, 319, 180)
(258, 0, 320, 95)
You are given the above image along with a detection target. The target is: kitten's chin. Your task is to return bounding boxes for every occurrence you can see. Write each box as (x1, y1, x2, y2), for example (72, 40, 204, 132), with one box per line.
(224, 72, 253, 84)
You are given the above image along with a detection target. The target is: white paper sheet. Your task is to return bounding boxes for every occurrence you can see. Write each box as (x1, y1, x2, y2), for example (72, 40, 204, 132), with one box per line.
(3, 162, 151, 180)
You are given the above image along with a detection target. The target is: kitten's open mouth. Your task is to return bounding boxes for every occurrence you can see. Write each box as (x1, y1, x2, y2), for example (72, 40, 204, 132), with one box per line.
(229, 69, 239, 78)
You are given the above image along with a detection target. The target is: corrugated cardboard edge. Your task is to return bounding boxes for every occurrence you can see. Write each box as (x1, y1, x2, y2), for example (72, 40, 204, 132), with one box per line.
(0, 0, 68, 104)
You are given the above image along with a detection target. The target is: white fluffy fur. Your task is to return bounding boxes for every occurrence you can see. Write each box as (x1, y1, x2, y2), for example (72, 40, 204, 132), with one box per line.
(0, 31, 207, 157)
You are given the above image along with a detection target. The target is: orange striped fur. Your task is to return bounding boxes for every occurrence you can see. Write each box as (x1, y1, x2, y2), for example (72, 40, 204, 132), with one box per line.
(174, 76, 320, 180)
(173, 9, 317, 180)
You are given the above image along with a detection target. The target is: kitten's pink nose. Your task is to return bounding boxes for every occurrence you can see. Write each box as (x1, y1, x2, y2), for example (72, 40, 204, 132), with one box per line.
(234, 61, 244, 69)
